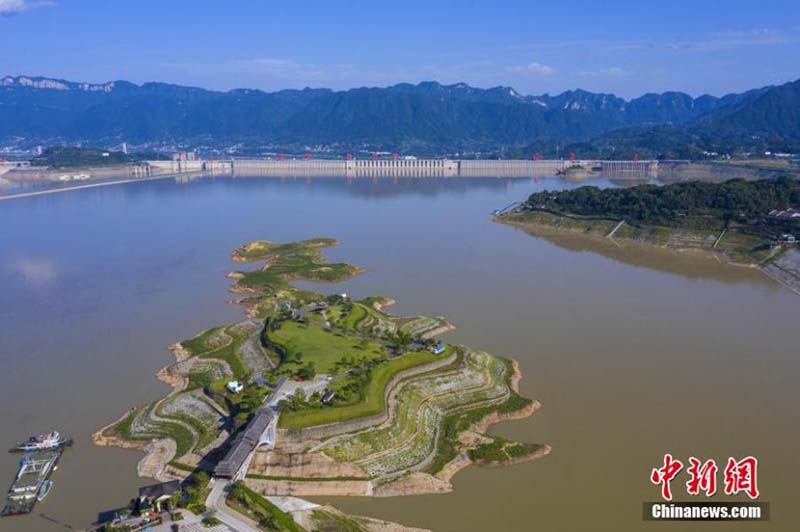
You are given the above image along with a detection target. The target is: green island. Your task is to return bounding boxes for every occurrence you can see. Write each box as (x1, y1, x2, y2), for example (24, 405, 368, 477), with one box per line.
(499, 178, 800, 291)
(93, 236, 546, 527)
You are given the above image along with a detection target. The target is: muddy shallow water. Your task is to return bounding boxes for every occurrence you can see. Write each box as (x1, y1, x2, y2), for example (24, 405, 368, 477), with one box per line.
(1, 175, 797, 531)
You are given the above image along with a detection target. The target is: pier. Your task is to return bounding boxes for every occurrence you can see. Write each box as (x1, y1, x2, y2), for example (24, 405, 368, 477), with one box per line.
(2, 451, 61, 517)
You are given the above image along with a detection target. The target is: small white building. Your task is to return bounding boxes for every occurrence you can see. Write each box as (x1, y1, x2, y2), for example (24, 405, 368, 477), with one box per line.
(227, 380, 244, 394)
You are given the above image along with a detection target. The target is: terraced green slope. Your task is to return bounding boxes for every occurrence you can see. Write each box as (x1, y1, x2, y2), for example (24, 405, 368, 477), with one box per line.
(98, 238, 542, 486)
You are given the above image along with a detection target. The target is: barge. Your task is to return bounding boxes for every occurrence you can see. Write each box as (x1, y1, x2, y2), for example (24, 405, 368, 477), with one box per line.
(1, 450, 61, 517)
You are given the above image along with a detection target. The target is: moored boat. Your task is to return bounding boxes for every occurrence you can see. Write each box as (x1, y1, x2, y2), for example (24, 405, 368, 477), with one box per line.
(37, 480, 53, 501)
(10, 431, 72, 453)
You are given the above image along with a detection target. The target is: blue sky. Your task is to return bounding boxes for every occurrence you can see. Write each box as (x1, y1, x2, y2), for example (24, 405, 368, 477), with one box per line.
(1, 0, 799, 98)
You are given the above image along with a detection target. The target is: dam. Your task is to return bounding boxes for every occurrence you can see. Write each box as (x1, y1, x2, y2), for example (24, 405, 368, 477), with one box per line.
(144, 158, 660, 178)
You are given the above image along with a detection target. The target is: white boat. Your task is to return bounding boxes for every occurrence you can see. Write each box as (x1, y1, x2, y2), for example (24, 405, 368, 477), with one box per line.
(12, 431, 72, 452)
(37, 480, 53, 501)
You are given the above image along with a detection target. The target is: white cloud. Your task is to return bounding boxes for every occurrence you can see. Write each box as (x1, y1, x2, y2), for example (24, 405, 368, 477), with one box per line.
(669, 28, 791, 52)
(10, 257, 57, 283)
(510, 27, 795, 56)
(579, 67, 629, 78)
(0, 0, 54, 16)
(509, 61, 554, 76)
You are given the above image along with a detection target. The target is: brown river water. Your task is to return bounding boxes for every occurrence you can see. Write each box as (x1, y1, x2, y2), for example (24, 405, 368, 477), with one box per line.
(0, 175, 797, 531)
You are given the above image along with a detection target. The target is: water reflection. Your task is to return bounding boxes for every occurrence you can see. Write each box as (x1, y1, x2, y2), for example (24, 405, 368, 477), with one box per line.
(504, 222, 775, 287)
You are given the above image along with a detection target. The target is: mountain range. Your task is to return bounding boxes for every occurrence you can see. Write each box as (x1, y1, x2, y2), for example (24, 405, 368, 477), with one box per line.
(1, 75, 799, 157)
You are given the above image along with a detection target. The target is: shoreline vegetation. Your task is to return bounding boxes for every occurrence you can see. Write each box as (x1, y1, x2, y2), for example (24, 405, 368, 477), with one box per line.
(497, 178, 800, 293)
(93, 237, 544, 509)
(227, 481, 432, 532)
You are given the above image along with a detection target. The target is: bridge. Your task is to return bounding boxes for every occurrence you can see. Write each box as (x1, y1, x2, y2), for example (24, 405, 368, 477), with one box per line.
(213, 377, 286, 480)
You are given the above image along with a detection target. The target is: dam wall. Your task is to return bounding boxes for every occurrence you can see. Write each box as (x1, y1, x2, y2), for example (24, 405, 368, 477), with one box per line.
(458, 159, 568, 176)
(231, 159, 343, 176)
(145, 158, 659, 178)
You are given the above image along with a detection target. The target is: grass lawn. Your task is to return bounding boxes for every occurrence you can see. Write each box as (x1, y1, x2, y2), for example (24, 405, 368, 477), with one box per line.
(181, 326, 224, 356)
(340, 303, 367, 330)
(279, 348, 448, 429)
(311, 510, 367, 532)
(199, 326, 248, 381)
(227, 482, 303, 532)
(270, 321, 386, 374)
(114, 406, 196, 458)
(232, 238, 337, 263)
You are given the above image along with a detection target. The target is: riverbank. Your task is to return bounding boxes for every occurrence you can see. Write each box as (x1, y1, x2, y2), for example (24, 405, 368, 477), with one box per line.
(499, 211, 800, 294)
(0, 172, 189, 201)
(762, 248, 800, 295)
(500, 210, 769, 264)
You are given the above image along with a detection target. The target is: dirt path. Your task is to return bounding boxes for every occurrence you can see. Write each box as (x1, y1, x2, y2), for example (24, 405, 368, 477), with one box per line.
(137, 439, 177, 481)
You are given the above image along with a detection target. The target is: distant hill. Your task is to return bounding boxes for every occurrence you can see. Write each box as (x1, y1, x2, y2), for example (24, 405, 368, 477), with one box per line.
(514, 81, 800, 159)
(30, 146, 169, 168)
(1, 74, 798, 155)
(693, 79, 800, 143)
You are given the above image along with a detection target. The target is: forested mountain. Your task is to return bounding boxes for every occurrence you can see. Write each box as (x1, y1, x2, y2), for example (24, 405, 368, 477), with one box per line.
(526, 177, 800, 225)
(1, 74, 798, 155)
(693, 79, 800, 141)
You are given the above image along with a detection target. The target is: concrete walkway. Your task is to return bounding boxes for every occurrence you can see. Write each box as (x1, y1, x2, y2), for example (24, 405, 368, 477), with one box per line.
(267, 495, 320, 513)
(206, 480, 260, 532)
(606, 219, 626, 238)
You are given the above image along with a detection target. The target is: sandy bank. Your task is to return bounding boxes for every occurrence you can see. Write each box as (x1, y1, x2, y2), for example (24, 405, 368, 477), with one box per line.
(91, 409, 145, 450)
(290, 503, 432, 532)
(137, 439, 177, 481)
(419, 321, 456, 339)
(371, 298, 396, 311)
